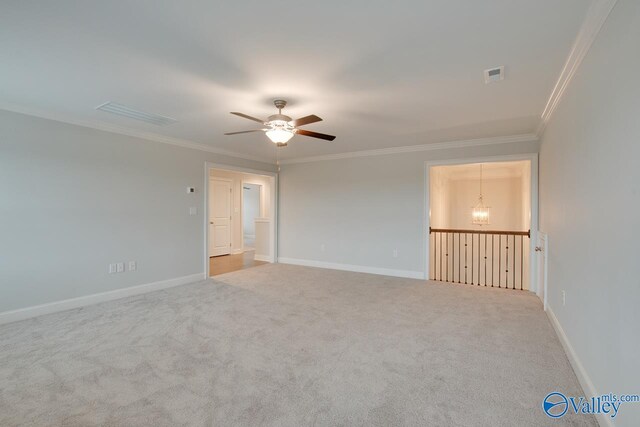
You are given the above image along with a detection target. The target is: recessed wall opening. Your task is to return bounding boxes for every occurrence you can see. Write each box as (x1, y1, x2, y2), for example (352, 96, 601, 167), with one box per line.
(206, 166, 276, 277)
(242, 183, 261, 251)
(428, 160, 532, 290)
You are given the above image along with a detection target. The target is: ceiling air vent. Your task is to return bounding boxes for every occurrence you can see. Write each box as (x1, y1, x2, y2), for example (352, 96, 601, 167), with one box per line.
(96, 102, 177, 126)
(484, 66, 505, 84)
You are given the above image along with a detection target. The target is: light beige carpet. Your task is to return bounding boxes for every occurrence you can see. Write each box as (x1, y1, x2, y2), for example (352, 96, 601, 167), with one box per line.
(0, 264, 594, 426)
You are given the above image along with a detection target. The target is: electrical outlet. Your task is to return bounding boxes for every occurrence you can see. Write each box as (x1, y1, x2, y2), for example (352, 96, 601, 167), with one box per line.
(562, 290, 566, 306)
(189, 207, 197, 216)
(108, 263, 117, 274)
(116, 262, 125, 273)
(128, 261, 137, 271)
(393, 249, 398, 258)
(320, 244, 325, 252)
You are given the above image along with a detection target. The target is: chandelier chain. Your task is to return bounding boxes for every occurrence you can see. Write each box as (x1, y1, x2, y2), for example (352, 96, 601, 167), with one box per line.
(480, 164, 483, 198)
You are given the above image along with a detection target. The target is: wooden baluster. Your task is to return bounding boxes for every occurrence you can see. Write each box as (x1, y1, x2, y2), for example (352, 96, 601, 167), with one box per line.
(440, 232, 443, 281)
(491, 235, 494, 287)
(477, 233, 481, 286)
(505, 236, 509, 289)
(458, 233, 461, 283)
(484, 234, 487, 286)
(446, 232, 449, 282)
(471, 233, 474, 285)
(498, 235, 502, 288)
(513, 235, 516, 290)
(464, 233, 468, 284)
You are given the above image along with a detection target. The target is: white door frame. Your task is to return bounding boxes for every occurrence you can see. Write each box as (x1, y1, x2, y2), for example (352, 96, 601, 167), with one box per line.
(423, 153, 539, 293)
(204, 162, 278, 277)
(537, 231, 548, 310)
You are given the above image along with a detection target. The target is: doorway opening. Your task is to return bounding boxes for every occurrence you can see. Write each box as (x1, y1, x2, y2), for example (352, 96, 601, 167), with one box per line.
(426, 158, 536, 291)
(242, 183, 261, 251)
(206, 165, 276, 277)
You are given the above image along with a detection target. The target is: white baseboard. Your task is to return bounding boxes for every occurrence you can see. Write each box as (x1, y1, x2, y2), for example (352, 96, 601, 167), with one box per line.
(546, 306, 612, 427)
(0, 273, 206, 326)
(254, 254, 272, 262)
(277, 257, 424, 280)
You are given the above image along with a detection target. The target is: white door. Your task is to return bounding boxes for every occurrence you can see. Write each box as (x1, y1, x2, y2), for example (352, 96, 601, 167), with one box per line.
(209, 179, 232, 257)
(536, 232, 548, 310)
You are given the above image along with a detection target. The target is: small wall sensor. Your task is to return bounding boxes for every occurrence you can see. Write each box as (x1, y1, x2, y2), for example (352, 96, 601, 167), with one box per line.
(187, 187, 195, 194)
(484, 66, 505, 84)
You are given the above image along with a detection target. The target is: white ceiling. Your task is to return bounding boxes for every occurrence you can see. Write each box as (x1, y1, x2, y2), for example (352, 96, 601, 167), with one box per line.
(0, 0, 590, 162)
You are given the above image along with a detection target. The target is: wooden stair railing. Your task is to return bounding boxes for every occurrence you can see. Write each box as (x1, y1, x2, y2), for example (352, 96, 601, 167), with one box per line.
(429, 228, 530, 290)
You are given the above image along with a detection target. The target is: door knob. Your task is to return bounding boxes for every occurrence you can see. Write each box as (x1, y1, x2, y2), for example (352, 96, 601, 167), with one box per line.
(210, 221, 214, 225)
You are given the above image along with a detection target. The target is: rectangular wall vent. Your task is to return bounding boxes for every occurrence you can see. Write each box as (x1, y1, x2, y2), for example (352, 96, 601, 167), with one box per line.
(96, 102, 177, 126)
(484, 66, 505, 84)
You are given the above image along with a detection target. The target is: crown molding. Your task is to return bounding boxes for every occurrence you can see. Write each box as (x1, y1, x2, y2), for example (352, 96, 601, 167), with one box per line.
(1, 102, 538, 165)
(0, 102, 273, 164)
(537, 0, 618, 137)
(279, 134, 538, 165)
(1, 1, 617, 163)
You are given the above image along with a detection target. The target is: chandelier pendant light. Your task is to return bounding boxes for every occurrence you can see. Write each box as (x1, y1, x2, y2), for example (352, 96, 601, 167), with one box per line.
(472, 164, 490, 225)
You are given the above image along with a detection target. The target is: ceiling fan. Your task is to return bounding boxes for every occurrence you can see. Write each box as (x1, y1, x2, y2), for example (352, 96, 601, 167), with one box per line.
(224, 99, 336, 147)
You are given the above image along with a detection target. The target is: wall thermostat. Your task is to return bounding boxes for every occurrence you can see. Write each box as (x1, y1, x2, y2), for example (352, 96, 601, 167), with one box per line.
(187, 187, 195, 193)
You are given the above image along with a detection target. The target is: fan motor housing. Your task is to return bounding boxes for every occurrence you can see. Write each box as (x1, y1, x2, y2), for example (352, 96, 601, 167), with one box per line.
(267, 114, 292, 123)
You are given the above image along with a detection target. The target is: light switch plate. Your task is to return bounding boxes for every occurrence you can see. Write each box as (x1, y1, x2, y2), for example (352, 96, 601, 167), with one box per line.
(128, 261, 136, 271)
(189, 207, 197, 216)
(108, 263, 117, 274)
(116, 262, 124, 273)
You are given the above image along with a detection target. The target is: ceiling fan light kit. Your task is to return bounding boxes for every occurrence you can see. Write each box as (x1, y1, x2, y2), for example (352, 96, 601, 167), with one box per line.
(265, 121, 295, 145)
(225, 99, 335, 146)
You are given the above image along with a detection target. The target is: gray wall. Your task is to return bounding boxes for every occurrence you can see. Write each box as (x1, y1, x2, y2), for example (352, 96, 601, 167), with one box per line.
(0, 109, 275, 312)
(539, 0, 639, 425)
(279, 140, 538, 276)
